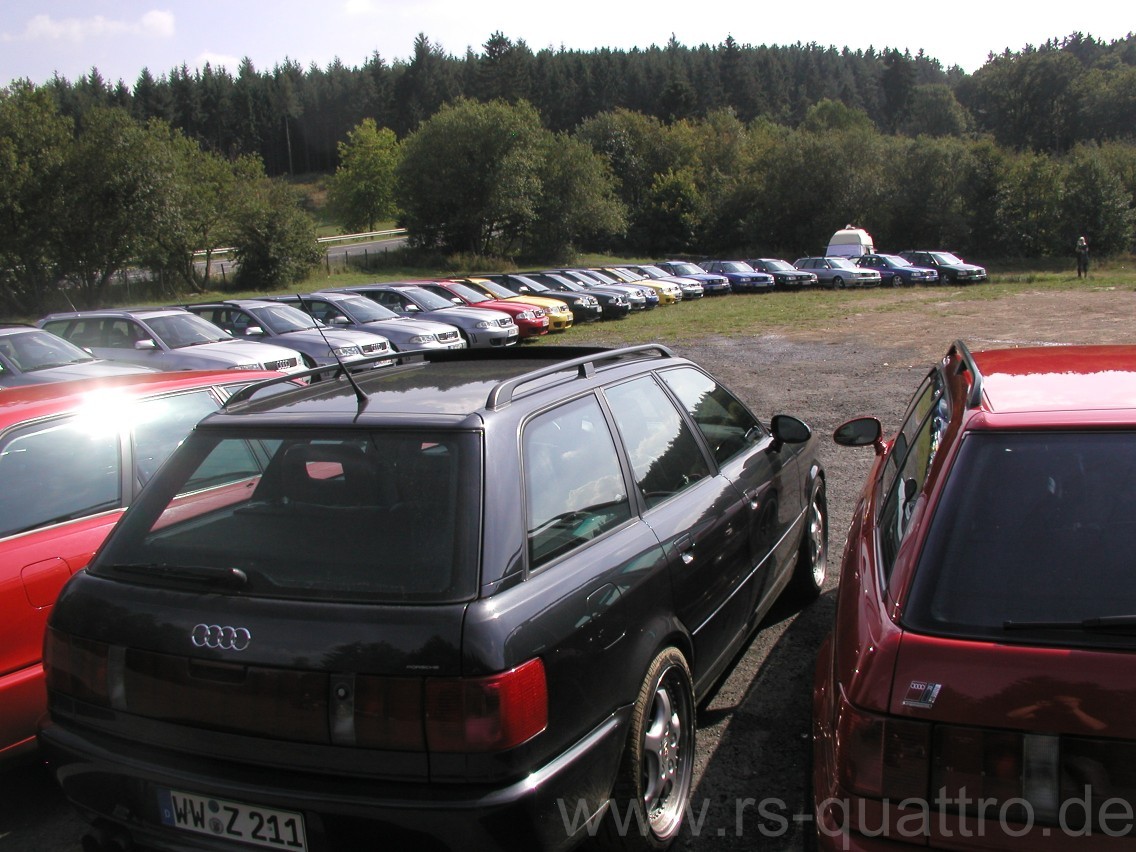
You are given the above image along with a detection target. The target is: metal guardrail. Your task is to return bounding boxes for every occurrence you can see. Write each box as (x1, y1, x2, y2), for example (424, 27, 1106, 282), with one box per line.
(317, 228, 407, 245)
(192, 229, 407, 258)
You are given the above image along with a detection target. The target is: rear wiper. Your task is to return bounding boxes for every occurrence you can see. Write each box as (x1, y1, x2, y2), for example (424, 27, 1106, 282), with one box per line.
(108, 563, 248, 588)
(1004, 615, 1136, 631)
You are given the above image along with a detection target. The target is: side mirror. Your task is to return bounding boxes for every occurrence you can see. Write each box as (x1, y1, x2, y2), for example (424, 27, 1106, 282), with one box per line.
(834, 417, 885, 455)
(243, 326, 264, 337)
(134, 338, 157, 351)
(769, 414, 812, 452)
(328, 315, 349, 326)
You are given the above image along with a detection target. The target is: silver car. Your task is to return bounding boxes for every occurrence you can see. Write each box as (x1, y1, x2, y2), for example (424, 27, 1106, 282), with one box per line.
(38, 309, 306, 374)
(793, 256, 882, 289)
(182, 299, 394, 368)
(271, 292, 467, 352)
(0, 324, 155, 387)
(341, 284, 519, 348)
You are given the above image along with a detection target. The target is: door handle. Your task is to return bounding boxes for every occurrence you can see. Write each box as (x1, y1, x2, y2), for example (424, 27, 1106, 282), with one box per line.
(675, 533, 695, 565)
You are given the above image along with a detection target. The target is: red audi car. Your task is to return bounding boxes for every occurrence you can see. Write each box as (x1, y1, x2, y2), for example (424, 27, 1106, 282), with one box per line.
(813, 341, 1136, 849)
(0, 369, 281, 762)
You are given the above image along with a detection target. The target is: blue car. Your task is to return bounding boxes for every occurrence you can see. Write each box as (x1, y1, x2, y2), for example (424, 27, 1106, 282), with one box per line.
(656, 260, 732, 295)
(698, 260, 775, 293)
(855, 253, 939, 287)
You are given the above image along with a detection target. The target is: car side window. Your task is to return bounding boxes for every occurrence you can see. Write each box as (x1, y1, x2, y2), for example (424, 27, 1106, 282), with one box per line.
(523, 395, 631, 569)
(131, 390, 223, 485)
(605, 376, 710, 508)
(374, 292, 402, 311)
(106, 319, 139, 348)
(0, 415, 121, 538)
(659, 366, 767, 465)
(878, 370, 949, 580)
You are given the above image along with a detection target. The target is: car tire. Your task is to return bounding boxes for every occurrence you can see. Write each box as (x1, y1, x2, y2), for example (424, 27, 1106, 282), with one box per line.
(831, 276, 844, 289)
(597, 647, 695, 851)
(788, 478, 828, 603)
(891, 274, 903, 288)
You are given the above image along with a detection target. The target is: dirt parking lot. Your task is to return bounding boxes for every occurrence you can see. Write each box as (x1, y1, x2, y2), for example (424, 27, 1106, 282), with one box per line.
(2, 282, 1131, 851)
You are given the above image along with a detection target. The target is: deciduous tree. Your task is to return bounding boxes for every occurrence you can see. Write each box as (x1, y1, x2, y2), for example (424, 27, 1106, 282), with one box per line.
(328, 118, 400, 232)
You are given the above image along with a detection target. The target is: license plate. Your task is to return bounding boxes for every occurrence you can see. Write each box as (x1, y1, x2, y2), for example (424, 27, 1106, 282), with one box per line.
(158, 788, 307, 850)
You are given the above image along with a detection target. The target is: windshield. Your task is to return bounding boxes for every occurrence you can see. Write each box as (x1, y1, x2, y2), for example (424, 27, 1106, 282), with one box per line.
(930, 252, 964, 264)
(668, 263, 702, 276)
(719, 261, 755, 273)
(878, 255, 910, 267)
(829, 258, 859, 270)
(545, 274, 584, 291)
(247, 304, 321, 334)
(905, 432, 1136, 648)
(93, 429, 482, 603)
(401, 288, 456, 311)
(332, 296, 399, 322)
(0, 330, 94, 371)
(511, 275, 552, 294)
(442, 282, 489, 304)
(636, 265, 667, 278)
(145, 313, 230, 348)
(475, 279, 517, 299)
(759, 260, 794, 272)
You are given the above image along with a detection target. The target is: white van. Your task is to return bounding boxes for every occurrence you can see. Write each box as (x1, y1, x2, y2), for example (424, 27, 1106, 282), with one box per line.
(826, 227, 875, 257)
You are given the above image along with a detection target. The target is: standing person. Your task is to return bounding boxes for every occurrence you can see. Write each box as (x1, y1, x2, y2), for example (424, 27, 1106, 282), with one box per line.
(1076, 236, 1090, 278)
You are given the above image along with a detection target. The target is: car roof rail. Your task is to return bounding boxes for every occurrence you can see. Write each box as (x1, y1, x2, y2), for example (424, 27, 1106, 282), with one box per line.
(485, 344, 674, 410)
(222, 345, 676, 414)
(950, 339, 984, 408)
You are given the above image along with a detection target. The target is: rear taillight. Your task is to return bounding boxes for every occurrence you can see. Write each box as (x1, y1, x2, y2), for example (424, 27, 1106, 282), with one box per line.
(43, 628, 110, 706)
(837, 701, 1136, 834)
(934, 726, 1061, 824)
(836, 696, 931, 801)
(425, 658, 548, 752)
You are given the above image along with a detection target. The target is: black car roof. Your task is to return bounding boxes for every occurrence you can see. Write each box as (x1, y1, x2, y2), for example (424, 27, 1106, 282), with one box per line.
(216, 346, 675, 427)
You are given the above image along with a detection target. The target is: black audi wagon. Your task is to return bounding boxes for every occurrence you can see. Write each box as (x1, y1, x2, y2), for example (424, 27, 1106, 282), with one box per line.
(40, 345, 826, 852)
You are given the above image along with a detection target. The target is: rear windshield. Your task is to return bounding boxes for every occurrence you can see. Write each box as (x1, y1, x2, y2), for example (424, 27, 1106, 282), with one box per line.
(904, 432, 1136, 647)
(92, 429, 482, 603)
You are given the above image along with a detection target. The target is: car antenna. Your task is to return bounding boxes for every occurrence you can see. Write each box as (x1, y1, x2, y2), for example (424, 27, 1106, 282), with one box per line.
(295, 293, 369, 407)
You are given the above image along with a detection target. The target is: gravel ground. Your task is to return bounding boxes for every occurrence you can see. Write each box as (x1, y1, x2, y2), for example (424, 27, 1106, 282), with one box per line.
(3, 282, 1130, 851)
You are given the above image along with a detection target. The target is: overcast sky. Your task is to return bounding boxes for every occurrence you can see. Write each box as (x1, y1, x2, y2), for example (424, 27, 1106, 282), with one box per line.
(1, 0, 1131, 88)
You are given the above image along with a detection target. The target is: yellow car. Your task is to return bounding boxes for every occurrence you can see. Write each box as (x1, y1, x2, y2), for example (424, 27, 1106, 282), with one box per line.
(457, 277, 574, 332)
(600, 268, 682, 304)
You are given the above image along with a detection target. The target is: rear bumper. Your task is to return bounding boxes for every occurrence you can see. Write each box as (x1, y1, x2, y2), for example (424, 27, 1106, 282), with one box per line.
(40, 706, 631, 852)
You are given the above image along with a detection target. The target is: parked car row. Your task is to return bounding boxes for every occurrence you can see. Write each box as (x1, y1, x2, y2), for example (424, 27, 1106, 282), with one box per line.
(4, 250, 989, 391)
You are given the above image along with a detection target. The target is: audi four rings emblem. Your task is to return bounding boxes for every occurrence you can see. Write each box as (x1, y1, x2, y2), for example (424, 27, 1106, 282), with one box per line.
(191, 624, 251, 651)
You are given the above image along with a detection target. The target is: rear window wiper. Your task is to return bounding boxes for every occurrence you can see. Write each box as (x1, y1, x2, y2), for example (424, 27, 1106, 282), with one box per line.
(1003, 615, 1136, 632)
(106, 563, 248, 588)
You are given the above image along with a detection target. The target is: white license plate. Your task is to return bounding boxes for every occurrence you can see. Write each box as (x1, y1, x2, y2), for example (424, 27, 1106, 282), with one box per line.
(158, 788, 307, 850)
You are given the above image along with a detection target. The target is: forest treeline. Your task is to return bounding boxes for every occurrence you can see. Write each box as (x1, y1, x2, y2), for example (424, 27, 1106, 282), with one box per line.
(3, 31, 1136, 315)
(37, 31, 1136, 173)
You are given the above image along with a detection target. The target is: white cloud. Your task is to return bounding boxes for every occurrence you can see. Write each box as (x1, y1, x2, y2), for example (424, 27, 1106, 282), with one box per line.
(342, 0, 378, 16)
(14, 10, 175, 44)
(195, 51, 241, 73)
